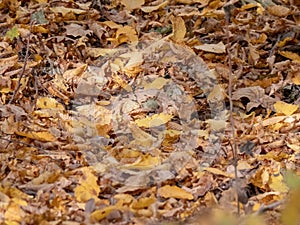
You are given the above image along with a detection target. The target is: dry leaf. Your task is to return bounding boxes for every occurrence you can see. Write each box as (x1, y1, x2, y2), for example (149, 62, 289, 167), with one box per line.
(279, 51, 300, 63)
(135, 113, 173, 128)
(171, 16, 186, 42)
(268, 5, 290, 17)
(194, 42, 226, 53)
(121, 0, 145, 10)
(141, 1, 169, 13)
(74, 167, 101, 202)
(144, 77, 169, 90)
(158, 185, 194, 200)
(15, 131, 56, 142)
(274, 101, 298, 116)
(36, 97, 64, 110)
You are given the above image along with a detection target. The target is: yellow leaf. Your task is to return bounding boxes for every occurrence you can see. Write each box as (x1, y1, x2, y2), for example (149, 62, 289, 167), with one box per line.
(121, 0, 144, 10)
(141, 1, 169, 13)
(144, 77, 169, 90)
(115, 26, 138, 45)
(171, 16, 186, 42)
(158, 185, 193, 200)
(63, 64, 87, 82)
(204, 167, 234, 178)
(131, 195, 156, 209)
(124, 154, 160, 170)
(135, 113, 173, 128)
(4, 202, 25, 224)
(15, 131, 56, 142)
(112, 73, 132, 92)
(274, 101, 298, 116)
(129, 122, 156, 148)
(86, 47, 118, 58)
(279, 51, 300, 63)
(292, 71, 300, 85)
(269, 174, 289, 193)
(90, 205, 116, 221)
(36, 97, 64, 110)
(74, 167, 100, 202)
(287, 143, 300, 153)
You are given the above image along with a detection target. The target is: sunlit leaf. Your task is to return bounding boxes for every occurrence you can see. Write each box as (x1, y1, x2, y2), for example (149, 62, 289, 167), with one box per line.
(90, 205, 117, 222)
(158, 185, 194, 200)
(274, 101, 298, 116)
(131, 195, 156, 209)
(15, 131, 56, 142)
(279, 51, 300, 63)
(36, 97, 64, 110)
(135, 113, 173, 128)
(204, 167, 234, 178)
(74, 167, 101, 202)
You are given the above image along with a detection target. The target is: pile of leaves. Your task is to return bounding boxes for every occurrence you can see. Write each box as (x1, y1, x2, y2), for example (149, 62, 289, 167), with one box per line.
(0, 0, 300, 224)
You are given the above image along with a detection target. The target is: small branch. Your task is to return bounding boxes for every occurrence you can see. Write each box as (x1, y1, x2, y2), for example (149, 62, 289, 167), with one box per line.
(224, 2, 240, 215)
(254, 200, 285, 215)
(8, 21, 34, 104)
(0, 137, 44, 151)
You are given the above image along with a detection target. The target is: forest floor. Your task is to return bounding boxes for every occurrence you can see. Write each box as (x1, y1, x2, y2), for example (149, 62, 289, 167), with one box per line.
(0, 0, 300, 224)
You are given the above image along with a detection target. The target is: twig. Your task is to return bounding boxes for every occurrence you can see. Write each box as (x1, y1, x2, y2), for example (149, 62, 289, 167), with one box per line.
(224, 2, 240, 215)
(254, 200, 285, 215)
(8, 21, 34, 104)
(0, 136, 44, 151)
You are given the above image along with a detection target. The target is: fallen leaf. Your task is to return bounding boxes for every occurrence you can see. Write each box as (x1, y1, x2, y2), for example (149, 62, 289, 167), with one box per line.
(90, 205, 117, 222)
(204, 167, 234, 178)
(74, 167, 101, 202)
(36, 97, 64, 110)
(135, 113, 173, 128)
(131, 195, 156, 209)
(194, 42, 226, 53)
(144, 77, 169, 90)
(15, 131, 56, 142)
(50, 6, 86, 16)
(274, 101, 298, 116)
(121, 0, 145, 10)
(158, 185, 194, 200)
(171, 16, 186, 42)
(141, 1, 169, 13)
(268, 5, 290, 17)
(279, 51, 300, 63)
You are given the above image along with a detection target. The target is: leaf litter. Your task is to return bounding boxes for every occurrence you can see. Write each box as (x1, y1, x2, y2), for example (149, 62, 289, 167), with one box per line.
(0, 0, 300, 224)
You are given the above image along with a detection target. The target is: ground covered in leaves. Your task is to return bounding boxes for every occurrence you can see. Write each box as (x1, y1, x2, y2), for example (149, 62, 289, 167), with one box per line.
(1, 0, 300, 224)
